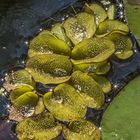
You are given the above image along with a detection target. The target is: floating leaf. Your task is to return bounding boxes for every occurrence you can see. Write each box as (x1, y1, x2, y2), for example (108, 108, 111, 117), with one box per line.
(43, 83, 87, 121)
(14, 91, 38, 109)
(63, 119, 100, 140)
(28, 30, 71, 57)
(96, 20, 129, 37)
(71, 37, 115, 64)
(73, 61, 111, 75)
(34, 98, 45, 115)
(63, 12, 96, 45)
(125, 0, 140, 43)
(70, 71, 104, 109)
(102, 76, 140, 139)
(51, 23, 72, 48)
(84, 3, 107, 24)
(26, 54, 72, 84)
(16, 113, 62, 140)
(10, 85, 34, 103)
(89, 74, 112, 94)
(11, 70, 36, 87)
(106, 31, 133, 59)
(107, 4, 115, 20)
(4, 70, 36, 92)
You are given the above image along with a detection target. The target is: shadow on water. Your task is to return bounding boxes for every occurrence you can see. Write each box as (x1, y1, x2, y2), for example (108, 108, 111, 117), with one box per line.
(0, 0, 140, 139)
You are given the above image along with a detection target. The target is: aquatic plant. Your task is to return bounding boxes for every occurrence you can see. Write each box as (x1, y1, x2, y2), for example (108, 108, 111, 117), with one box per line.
(3, 2, 134, 140)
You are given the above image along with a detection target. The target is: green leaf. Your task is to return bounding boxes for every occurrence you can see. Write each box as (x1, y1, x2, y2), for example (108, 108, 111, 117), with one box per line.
(70, 71, 105, 109)
(51, 23, 72, 48)
(105, 31, 133, 59)
(16, 113, 62, 140)
(14, 91, 38, 109)
(28, 30, 71, 57)
(43, 83, 87, 122)
(63, 12, 96, 45)
(73, 61, 111, 75)
(96, 20, 129, 37)
(107, 4, 115, 20)
(89, 73, 112, 94)
(10, 85, 34, 103)
(26, 54, 72, 84)
(84, 3, 107, 25)
(125, 0, 140, 44)
(63, 119, 100, 140)
(34, 98, 45, 115)
(71, 37, 115, 64)
(102, 76, 140, 139)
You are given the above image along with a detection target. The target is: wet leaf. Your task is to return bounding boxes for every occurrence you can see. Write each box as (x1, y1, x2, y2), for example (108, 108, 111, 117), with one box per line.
(26, 54, 72, 84)
(11, 70, 36, 88)
(28, 30, 71, 57)
(70, 71, 105, 109)
(71, 37, 115, 64)
(4, 70, 36, 92)
(73, 61, 111, 75)
(107, 4, 115, 20)
(84, 3, 107, 25)
(63, 12, 96, 45)
(102, 76, 140, 139)
(89, 74, 112, 94)
(10, 85, 34, 103)
(96, 20, 129, 37)
(125, 0, 140, 43)
(63, 119, 100, 140)
(34, 98, 45, 115)
(14, 91, 38, 109)
(43, 83, 87, 121)
(16, 113, 62, 140)
(51, 23, 72, 48)
(106, 31, 133, 59)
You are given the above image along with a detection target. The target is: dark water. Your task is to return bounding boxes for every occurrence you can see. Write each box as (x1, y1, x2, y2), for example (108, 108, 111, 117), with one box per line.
(0, 0, 140, 139)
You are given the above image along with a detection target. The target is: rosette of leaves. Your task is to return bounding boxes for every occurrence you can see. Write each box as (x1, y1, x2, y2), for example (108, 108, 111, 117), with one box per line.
(5, 70, 38, 110)
(4, 2, 135, 140)
(63, 119, 100, 140)
(43, 83, 87, 121)
(16, 113, 62, 140)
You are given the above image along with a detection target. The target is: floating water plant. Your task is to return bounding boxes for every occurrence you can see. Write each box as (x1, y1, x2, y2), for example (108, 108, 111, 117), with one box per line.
(16, 113, 62, 140)
(2, 1, 135, 140)
(63, 119, 100, 140)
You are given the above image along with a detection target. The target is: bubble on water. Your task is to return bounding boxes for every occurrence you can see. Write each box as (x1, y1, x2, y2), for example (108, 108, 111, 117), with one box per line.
(65, 14, 69, 18)
(114, 83, 119, 89)
(120, 11, 123, 15)
(6, 104, 10, 109)
(49, 88, 53, 92)
(61, 17, 65, 21)
(105, 7, 108, 11)
(24, 41, 29, 45)
(1, 78, 4, 82)
(119, 3, 123, 8)
(134, 49, 137, 53)
(106, 97, 111, 103)
(21, 60, 25, 64)
(2, 47, 7, 50)
(39, 28, 43, 31)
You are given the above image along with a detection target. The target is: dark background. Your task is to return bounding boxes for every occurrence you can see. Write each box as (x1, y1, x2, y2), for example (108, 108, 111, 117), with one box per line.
(0, 0, 76, 76)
